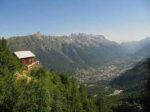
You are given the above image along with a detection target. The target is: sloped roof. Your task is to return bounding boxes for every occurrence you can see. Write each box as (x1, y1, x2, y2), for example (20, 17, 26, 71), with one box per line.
(14, 51, 35, 59)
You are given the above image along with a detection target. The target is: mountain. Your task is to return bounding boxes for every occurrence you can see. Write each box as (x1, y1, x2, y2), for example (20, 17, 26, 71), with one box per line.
(135, 43, 150, 58)
(7, 33, 127, 73)
(0, 38, 99, 112)
(110, 58, 150, 94)
(121, 37, 150, 55)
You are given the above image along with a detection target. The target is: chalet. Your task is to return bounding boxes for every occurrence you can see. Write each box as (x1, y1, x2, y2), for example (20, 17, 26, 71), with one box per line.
(14, 51, 40, 70)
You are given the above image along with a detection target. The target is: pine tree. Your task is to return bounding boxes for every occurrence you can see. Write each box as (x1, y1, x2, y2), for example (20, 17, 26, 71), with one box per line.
(142, 58, 150, 112)
(0, 39, 100, 112)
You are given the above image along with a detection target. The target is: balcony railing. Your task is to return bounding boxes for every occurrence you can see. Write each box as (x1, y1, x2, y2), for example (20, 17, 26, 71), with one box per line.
(25, 61, 40, 70)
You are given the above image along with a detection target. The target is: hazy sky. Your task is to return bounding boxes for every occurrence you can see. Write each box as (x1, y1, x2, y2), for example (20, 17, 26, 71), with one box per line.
(0, 0, 150, 42)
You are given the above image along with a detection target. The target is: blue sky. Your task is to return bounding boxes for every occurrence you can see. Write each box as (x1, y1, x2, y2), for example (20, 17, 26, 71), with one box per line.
(0, 0, 150, 42)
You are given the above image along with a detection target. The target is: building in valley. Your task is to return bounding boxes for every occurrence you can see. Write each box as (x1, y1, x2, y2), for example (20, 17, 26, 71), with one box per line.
(14, 51, 40, 70)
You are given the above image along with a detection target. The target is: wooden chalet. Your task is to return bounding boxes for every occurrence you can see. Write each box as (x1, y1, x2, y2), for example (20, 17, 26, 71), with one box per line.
(14, 51, 40, 70)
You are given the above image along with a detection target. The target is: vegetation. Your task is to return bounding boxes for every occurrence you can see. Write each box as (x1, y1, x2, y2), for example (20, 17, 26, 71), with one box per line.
(110, 59, 149, 94)
(142, 58, 150, 112)
(0, 38, 21, 76)
(0, 38, 99, 112)
(1, 38, 150, 112)
(112, 58, 150, 112)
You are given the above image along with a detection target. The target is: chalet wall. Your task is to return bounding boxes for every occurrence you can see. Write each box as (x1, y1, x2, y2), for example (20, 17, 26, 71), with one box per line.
(21, 57, 35, 65)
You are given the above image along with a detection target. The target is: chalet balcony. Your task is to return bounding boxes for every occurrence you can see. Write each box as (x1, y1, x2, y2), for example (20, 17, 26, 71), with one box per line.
(25, 60, 40, 70)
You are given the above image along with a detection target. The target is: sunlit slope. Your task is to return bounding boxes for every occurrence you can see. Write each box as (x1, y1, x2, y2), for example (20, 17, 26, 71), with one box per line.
(8, 33, 127, 72)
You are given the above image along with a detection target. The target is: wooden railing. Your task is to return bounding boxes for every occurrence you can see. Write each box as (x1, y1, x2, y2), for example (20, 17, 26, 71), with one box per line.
(25, 61, 40, 70)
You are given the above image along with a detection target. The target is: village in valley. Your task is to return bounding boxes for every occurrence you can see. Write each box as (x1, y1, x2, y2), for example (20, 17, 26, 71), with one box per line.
(75, 64, 132, 83)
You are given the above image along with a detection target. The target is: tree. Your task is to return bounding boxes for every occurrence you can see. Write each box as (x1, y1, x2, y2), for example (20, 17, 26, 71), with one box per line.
(95, 94, 104, 112)
(0, 39, 100, 112)
(30, 67, 46, 79)
(0, 38, 21, 76)
(0, 38, 21, 111)
(142, 58, 150, 112)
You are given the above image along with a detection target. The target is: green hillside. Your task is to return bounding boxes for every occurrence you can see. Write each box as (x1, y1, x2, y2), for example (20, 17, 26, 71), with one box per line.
(110, 58, 150, 94)
(1, 38, 150, 112)
(0, 38, 100, 112)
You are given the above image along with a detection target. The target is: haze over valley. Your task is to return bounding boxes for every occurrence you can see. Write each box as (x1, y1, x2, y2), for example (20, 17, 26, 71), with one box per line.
(7, 32, 150, 84)
(1, 0, 150, 111)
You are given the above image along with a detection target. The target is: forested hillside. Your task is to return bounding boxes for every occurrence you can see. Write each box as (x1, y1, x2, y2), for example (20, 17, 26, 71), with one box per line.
(110, 59, 149, 94)
(111, 58, 150, 112)
(0, 38, 99, 112)
(1, 38, 150, 112)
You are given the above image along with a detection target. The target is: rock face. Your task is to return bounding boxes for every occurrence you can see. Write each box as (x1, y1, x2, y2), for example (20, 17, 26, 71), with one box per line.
(8, 33, 127, 73)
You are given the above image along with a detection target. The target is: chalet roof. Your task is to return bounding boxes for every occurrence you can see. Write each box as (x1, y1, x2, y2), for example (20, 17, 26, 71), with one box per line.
(14, 51, 35, 59)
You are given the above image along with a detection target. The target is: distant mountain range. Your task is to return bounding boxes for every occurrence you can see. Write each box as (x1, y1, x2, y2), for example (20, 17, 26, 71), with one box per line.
(8, 32, 127, 72)
(121, 37, 150, 55)
(7, 33, 150, 79)
(7, 32, 150, 95)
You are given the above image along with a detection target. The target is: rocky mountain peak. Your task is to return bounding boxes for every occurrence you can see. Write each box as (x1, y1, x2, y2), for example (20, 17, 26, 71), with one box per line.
(33, 32, 44, 37)
(70, 33, 105, 39)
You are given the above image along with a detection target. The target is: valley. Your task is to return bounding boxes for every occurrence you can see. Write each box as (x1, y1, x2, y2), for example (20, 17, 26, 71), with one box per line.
(1, 33, 150, 112)
(7, 33, 150, 96)
(7, 33, 127, 72)
(75, 64, 131, 83)
(75, 62, 135, 96)
(1, 1, 150, 111)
